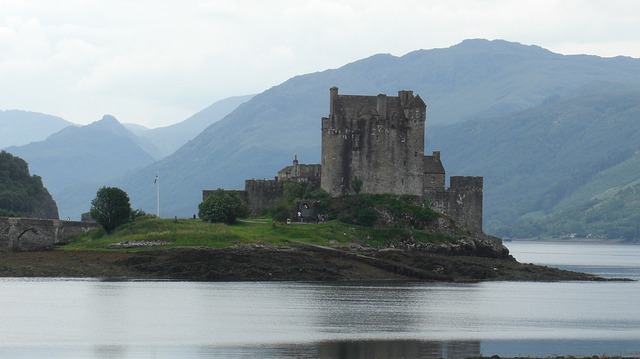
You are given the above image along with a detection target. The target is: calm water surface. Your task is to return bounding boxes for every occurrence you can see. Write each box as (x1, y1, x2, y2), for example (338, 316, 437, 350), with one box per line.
(0, 241, 639, 358)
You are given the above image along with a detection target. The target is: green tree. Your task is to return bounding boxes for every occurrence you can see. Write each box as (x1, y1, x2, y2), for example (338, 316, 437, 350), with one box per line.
(198, 189, 250, 224)
(283, 181, 310, 203)
(90, 186, 133, 233)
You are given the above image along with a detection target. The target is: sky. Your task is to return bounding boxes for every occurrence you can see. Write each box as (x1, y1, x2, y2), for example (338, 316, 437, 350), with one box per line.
(1, 0, 639, 128)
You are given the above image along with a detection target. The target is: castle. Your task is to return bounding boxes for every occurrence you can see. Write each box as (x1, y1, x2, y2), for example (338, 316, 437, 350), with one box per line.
(205, 87, 483, 233)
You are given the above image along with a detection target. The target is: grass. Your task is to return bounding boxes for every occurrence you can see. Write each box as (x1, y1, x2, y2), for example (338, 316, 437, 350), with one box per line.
(63, 216, 455, 252)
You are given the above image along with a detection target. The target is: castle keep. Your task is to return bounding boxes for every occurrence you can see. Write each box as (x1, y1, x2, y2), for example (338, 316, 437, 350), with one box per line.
(322, 87, 440, 196)
(205, 88, 483, 233)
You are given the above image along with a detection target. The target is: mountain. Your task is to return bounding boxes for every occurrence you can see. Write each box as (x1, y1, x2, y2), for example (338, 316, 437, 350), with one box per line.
(127, 95, 254, 158)
(0, 110, 74, 148)
(0, 150, 59, 219)
(426, 85, 640, 239)
(113, 39, 640, 234)
(6, 115, 157, 219)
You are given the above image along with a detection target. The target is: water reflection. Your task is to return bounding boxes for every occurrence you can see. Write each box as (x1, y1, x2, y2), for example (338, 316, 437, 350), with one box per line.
(316, 340, 481, 359)
(310, 284, 425, 335)
(81, 340, 482, 359)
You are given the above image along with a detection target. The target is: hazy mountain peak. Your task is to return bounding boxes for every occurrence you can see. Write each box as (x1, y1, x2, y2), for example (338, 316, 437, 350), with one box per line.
(0, 110, 74, 148)
(89, 114, 126, 132)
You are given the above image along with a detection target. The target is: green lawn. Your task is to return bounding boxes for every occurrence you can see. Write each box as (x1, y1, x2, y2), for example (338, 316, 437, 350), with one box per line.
(63, 216, 453, 251)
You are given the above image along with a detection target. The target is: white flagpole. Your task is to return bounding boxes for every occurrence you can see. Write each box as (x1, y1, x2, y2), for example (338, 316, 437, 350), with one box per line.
(155, 170, 160, 217)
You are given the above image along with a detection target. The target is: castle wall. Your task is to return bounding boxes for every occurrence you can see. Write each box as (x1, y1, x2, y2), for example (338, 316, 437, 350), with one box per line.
(321, 87, 426, 197)
(426, 177, 483, 233)
(0, 217, 99, 251)
(242, 179, 284, 216)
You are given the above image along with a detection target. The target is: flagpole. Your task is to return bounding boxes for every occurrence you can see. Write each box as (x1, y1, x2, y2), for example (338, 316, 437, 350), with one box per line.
(156, 170, 160, 218)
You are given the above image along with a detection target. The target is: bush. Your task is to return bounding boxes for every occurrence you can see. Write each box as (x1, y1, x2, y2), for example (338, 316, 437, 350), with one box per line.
(328, 194, 439, 228)
(268, 199, 292, 223)
(198, 189, 250, 224)
(90, 186, 133, 233)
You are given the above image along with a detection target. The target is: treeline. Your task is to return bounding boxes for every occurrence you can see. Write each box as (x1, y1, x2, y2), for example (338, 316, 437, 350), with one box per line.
(0, 151, 50, 217)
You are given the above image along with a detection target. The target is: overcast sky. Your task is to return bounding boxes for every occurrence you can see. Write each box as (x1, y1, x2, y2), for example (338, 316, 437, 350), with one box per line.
(1, 0, 639, 128)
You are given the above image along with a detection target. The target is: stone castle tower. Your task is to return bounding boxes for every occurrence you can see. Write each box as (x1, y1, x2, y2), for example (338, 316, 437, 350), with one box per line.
(321, 87, 430, 196)
(320, 87, 483, 232)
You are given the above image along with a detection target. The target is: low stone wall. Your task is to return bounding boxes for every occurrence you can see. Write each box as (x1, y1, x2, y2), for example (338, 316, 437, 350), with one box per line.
(0, 217, 99, 251)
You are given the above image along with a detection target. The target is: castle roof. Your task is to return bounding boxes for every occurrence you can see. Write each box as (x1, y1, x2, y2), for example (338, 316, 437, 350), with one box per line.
(406, 94, 426, 109)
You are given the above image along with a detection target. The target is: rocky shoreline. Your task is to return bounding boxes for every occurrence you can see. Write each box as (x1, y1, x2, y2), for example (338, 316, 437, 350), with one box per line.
(0, 240, 619, 282)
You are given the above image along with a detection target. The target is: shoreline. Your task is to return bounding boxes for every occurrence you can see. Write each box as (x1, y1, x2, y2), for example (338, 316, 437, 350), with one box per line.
(0, 245, 623, 282)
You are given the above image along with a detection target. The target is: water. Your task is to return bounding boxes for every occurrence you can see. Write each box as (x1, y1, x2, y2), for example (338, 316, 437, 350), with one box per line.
(0, 241, 639, 358)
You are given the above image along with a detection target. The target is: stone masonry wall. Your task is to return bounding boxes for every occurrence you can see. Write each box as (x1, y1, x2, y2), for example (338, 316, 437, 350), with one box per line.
(321, 87, 426, 197)
(241, 179, 285, 216)
(427, 177, 483, 233)
(0, 217, 99, 251)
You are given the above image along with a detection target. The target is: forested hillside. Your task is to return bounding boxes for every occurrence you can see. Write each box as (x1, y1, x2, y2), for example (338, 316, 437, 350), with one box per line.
(0, 151, 58, 219)
(427, 86, 640, 239)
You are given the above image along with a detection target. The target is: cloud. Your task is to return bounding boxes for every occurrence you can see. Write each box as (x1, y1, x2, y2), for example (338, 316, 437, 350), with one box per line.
(0, 0, 639, 127)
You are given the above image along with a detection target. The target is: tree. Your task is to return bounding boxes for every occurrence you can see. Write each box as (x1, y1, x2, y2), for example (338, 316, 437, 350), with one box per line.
(90, 186, 133, 233)
(198, 189, 250, 224)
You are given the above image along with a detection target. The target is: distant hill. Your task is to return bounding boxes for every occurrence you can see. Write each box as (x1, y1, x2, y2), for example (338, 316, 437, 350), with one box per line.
(0, 151, 58, 219)
(127, 95, 254, 158)
(6, 115, 157, 219)
(0, 110, 74, 148)
(427, 85, 640, 239)
(113, 38, 640, 237)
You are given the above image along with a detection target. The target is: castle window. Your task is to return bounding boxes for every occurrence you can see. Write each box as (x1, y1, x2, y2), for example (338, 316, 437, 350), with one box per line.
(414, 152, 417, 157)
(403, 160, 407, 166)
(401, 136, 406, 143)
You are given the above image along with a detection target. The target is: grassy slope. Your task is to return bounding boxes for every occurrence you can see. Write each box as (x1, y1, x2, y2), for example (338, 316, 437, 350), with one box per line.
(63, 217, 453, 252)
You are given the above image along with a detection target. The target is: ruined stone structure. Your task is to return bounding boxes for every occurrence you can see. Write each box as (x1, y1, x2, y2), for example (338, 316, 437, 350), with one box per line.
(0, 217, 99, 251)
(204, 88, 483, 233)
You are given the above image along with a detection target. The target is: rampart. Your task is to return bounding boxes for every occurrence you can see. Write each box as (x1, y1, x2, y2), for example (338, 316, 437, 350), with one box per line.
(0, 217, 99, 251)
(428, 176, 483, 233)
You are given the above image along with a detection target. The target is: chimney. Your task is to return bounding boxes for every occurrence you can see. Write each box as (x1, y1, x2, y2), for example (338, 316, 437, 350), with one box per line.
(398, 90, 414, 107)
(330, 87, 339, 116)
(432, 151, 441, 160)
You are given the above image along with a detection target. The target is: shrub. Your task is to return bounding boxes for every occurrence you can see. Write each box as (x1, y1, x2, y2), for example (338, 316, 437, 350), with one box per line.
(198, 189, 250, 224)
